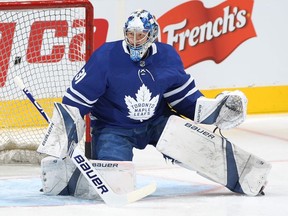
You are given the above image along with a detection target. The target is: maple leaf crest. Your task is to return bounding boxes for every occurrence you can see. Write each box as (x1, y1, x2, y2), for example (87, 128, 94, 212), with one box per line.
(124, 84, 159, 122)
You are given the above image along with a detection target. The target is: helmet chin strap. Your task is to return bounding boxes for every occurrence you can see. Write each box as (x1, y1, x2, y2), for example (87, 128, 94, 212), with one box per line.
(141, 48, 150, 59)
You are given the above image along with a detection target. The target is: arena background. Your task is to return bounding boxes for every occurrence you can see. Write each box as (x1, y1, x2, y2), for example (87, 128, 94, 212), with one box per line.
(90, 0, 287, 114)
(0, 0, 287, 129)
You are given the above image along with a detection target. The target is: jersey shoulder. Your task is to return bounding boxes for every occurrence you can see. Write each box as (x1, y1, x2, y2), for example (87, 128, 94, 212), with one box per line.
(155, 42, 178, 54)
(153, 42, 183, 67)
(88, 40, 124, 67)
(92, 40, 123, 57)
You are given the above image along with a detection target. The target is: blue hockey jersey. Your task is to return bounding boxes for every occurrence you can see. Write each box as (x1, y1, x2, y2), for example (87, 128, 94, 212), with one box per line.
(63, 40, 203, 128)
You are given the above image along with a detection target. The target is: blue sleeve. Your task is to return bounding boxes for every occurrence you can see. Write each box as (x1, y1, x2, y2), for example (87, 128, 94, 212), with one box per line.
(62, 45, 108, 117)
(164, 74, 203, 119)
(162, 46, 203, 120)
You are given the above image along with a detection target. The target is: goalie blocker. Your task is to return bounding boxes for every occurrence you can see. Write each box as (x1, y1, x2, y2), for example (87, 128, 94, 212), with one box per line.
(156, 115, 271, 196)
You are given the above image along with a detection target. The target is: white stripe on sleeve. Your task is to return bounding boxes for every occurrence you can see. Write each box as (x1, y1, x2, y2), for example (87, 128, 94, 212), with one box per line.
(169, 87, 198, 107)
(163, 76, 194, 98)
(63, 91, 95, 108)
(70, 85, 98, 105)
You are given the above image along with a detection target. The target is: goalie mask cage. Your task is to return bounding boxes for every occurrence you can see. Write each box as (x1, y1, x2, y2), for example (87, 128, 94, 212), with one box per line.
(0, 0, 93, 164)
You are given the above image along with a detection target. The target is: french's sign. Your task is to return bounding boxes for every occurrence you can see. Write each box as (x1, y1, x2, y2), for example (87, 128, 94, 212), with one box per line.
(157, 0, 256, 68)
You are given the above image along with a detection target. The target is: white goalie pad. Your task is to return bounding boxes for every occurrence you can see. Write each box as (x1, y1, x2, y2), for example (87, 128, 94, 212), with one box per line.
(41, 156, 136, 199)
(37, 103, 85, 158)
(156, 115, 271, 196)
(194, 90, 247, 130)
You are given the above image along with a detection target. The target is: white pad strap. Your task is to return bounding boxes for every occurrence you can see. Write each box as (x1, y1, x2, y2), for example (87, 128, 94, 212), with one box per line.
(37, 103, 85, 158)
(194, 90, 247, 130)
(156, 115, 271, 196)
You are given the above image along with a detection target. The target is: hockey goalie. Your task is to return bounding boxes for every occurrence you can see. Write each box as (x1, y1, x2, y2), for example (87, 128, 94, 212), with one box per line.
(38, 9, 271, 202)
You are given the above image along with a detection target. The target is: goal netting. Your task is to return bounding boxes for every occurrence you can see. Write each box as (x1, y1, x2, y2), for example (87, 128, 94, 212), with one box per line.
(0, 0, 94, 164)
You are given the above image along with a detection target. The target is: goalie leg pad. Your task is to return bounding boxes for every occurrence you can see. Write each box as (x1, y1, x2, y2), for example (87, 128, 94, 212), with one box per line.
(41, 156, 136, 199)
(41, 156, 76, 196)
(37, 102, 85, 158)
(156, 115, 271, 196)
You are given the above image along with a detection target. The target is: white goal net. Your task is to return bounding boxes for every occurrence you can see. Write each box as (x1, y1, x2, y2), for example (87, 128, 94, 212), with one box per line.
(0, 0, 94, 164)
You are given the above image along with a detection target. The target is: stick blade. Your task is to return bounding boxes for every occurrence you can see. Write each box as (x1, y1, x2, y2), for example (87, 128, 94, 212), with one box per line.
(105, 182, 157, 207)
(126, 182, 157, 203)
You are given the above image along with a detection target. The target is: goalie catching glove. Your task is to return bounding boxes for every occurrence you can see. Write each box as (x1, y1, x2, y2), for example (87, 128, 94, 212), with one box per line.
(37, 103, 85, 158)
(194, 90, 247, 130)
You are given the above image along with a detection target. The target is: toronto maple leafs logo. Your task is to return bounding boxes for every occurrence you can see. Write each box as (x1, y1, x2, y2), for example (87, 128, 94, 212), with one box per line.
(124, 84, 159, 122)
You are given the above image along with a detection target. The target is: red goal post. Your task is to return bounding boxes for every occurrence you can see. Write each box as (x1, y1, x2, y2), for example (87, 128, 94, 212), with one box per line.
(0, 0, 93, 163)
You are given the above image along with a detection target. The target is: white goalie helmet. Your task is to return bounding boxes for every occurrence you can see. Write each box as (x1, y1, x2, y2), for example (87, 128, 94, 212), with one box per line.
(124, 9, 159, 61)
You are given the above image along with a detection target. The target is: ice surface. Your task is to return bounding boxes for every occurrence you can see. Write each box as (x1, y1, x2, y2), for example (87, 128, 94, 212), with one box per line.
(0, 114, 287, 216)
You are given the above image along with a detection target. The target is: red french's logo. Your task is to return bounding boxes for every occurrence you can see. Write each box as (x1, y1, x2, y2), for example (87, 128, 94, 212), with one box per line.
(157, 0, 256, 68)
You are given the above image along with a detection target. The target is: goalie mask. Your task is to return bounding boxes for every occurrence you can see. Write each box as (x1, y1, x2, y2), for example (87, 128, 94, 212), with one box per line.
(124, 9, 159, 61)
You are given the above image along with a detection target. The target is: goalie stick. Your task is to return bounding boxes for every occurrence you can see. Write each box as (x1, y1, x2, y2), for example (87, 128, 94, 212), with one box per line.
(14, 76, 50, 123)
(14, 76, 156, 207)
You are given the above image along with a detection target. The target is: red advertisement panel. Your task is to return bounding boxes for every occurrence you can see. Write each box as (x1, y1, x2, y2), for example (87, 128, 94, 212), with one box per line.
(158, 0, 256, 68)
